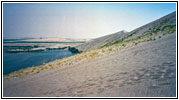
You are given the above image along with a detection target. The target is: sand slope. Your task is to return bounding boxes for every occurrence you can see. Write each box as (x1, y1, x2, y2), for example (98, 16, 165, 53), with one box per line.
(76, 30, 128, 52)
(3, 32, 176, 97)
(76, 11, 176, 52)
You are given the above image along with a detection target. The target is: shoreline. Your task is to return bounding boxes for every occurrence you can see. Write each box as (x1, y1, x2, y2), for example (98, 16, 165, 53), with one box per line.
(3, 42, 83, 76)
(4, 31, 175, 80)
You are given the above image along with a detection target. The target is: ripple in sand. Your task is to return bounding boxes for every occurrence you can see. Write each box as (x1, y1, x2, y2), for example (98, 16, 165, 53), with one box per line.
(130, 76, 140, 81)
(158, 82, 171, 85)
(120, 72, 128, 75)
(97, 88, 104, 93)
(104, 85, 114, 89)
(118, 84, 124, 87)
(151, 75, 160, 79)
(149, 84, 159, 89)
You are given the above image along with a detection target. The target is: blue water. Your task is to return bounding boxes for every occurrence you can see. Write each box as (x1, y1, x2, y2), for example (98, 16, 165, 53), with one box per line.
(3, 49, 74, 75)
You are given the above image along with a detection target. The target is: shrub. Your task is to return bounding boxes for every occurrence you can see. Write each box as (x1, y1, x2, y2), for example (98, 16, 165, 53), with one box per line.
(102, 49, 105, 53)
(108, 48, 112, 51)
(48, 64, 53, 67)
(56, 62, 62, 65)
(138, 36, 141, 39)
(41, 67, 45, 71)
(69, 62, 72, 65)
(18, 74, 23, 78)
(122, 44, 126, 47)
(48, 64, 54, 69)
(36, 70, 40, 73)
(89, 51, 98, 58)
(25, 71, 30, 75)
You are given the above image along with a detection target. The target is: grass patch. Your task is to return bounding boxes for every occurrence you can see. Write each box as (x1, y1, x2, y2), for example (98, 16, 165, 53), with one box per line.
(135, 43, 138, 45)
(108, 48, 112, 51)
(122, 44, 126, 47)
(36, 70, 40, 73)
(102, 49, 105, 53)
(89, 51, 98, 58)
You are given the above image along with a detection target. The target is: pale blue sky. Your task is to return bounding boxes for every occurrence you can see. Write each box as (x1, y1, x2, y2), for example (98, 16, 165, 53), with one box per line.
(3, 3, 176, 39)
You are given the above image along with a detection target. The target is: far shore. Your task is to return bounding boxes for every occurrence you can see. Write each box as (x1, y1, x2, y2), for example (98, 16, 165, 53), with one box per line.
(3, 43, 83, 47)
(20, 38, 90, 42)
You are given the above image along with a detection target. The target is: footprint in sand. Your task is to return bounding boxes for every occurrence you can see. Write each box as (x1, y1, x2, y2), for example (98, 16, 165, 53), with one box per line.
(97, 88, 104, 93)
(104, 84, 114, 89)
(107, 79, 115, 82)
(149, 84, 160, 89)
(158, 82, 171, 85)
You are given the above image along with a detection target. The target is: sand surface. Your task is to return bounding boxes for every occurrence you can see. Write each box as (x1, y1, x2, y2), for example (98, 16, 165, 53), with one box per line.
(3, 33, 176, 97)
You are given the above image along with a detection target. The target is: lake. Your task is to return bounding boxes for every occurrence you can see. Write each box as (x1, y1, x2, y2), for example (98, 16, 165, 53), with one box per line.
(3, 49, 74, 75)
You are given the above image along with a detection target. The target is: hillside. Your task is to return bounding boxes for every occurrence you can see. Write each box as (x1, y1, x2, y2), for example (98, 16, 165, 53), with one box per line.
(76, 30, 128, 52)
(3, 11, 176, 97)
(76, 11, 176, 52)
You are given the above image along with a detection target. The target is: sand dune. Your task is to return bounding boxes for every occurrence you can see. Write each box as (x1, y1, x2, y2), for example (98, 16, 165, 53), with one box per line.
(3, 11, 176, 97)
(76, 11, 176, 52)
(3, 33, 176, 97)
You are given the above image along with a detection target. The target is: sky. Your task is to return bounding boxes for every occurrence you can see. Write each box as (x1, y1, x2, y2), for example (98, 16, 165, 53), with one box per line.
(3, 3, 176, 39)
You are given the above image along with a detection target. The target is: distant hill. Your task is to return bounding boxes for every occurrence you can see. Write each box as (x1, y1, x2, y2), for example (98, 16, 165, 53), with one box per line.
(21, 38, 90, 42)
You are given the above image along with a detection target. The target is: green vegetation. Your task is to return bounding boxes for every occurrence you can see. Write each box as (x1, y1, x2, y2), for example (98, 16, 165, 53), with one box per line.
(89, 51, 98, 58)
(48, 64, 54, 69)
(122, 44, 126, 47)
(36, 70, 40, 73)
(101, 32, 137, 48)
(101, 24, 176, 48)
(108, 48, 112, 51)
(153, 38, 156, 41)
(102, 49, 105, 53)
